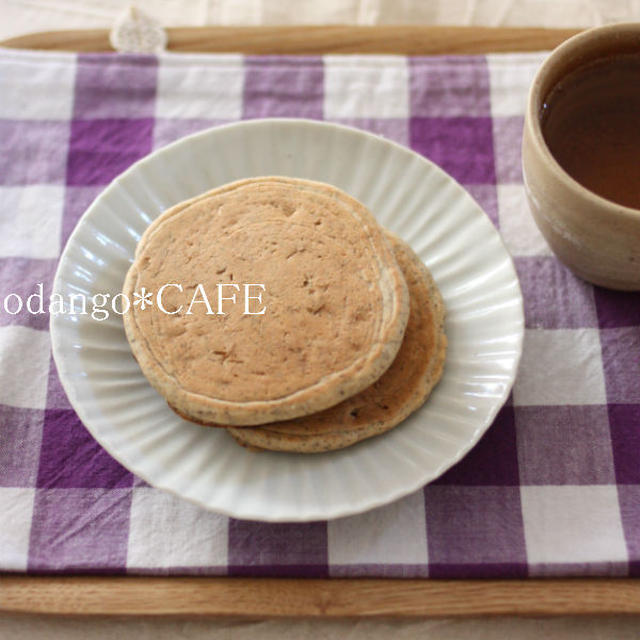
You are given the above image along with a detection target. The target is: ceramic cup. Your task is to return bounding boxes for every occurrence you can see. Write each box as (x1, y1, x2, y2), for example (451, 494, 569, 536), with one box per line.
(522, 23, 640, 291)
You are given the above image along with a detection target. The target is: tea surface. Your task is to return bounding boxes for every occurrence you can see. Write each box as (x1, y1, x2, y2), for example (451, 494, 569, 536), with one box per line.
(541, 54, 640, 210)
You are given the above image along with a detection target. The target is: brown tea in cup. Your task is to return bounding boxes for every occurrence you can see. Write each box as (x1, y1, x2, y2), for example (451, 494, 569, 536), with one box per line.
(540, 53, 640, 210)
(523, 24, 640, 290)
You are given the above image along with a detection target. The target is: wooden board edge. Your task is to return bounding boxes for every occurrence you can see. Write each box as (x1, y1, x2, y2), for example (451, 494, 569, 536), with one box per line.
(2, 576, 640, 617)
(0, 25, 581, 54)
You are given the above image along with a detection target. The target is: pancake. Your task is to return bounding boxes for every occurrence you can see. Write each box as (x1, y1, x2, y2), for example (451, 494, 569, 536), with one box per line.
(123, 177, 410, 426)
(227, 233, 446, 452)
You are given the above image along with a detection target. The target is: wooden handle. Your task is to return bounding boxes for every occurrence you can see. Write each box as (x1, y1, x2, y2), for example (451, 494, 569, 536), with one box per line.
(0, 25, 580, 54)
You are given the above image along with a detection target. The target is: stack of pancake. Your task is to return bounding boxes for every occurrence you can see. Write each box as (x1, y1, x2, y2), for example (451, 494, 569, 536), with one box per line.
(123, 177, 446, 453)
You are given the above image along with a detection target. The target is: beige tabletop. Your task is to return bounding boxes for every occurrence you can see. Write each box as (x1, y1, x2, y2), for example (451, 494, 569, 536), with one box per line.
(0, 0, 635, 38)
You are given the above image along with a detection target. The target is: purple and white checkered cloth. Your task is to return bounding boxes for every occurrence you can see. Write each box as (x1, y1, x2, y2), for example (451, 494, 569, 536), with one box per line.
(1, 48, 639, 578)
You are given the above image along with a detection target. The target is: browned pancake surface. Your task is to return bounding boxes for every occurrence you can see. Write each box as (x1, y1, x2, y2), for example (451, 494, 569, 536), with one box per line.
(123, 177, 409, 425)
(227, 233, 446, 452)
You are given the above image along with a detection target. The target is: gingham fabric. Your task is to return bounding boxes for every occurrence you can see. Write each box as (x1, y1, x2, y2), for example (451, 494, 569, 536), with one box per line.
(1, 48, 638, 578)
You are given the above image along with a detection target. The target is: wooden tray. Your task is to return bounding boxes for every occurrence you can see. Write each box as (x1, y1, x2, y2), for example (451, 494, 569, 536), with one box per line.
(2, 25, 580, 54)
(2, 25, 638, 618)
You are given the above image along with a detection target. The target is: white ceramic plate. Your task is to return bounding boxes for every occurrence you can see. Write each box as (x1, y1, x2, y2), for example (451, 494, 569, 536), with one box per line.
(51, 119, 523, 522)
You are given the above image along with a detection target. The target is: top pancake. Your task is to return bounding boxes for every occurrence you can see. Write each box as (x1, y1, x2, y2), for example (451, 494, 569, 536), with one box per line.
(123, 177, 410, 426)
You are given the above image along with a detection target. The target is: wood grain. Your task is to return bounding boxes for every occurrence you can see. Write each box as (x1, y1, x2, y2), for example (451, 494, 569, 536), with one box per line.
(2, 576, 640, 617)
(2, 25, 635, 619)
(0, 25, 580, 54)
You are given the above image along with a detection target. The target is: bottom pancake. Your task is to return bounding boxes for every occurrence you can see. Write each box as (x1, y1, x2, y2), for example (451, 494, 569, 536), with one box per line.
(227, 233, 447, 453)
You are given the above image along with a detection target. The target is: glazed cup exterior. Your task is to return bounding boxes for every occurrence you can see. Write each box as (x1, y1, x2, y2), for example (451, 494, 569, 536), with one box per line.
(522, 23, 640, 291)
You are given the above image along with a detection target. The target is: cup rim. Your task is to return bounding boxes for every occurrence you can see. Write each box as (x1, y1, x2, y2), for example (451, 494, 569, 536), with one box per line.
(525, 22, 640, 220)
